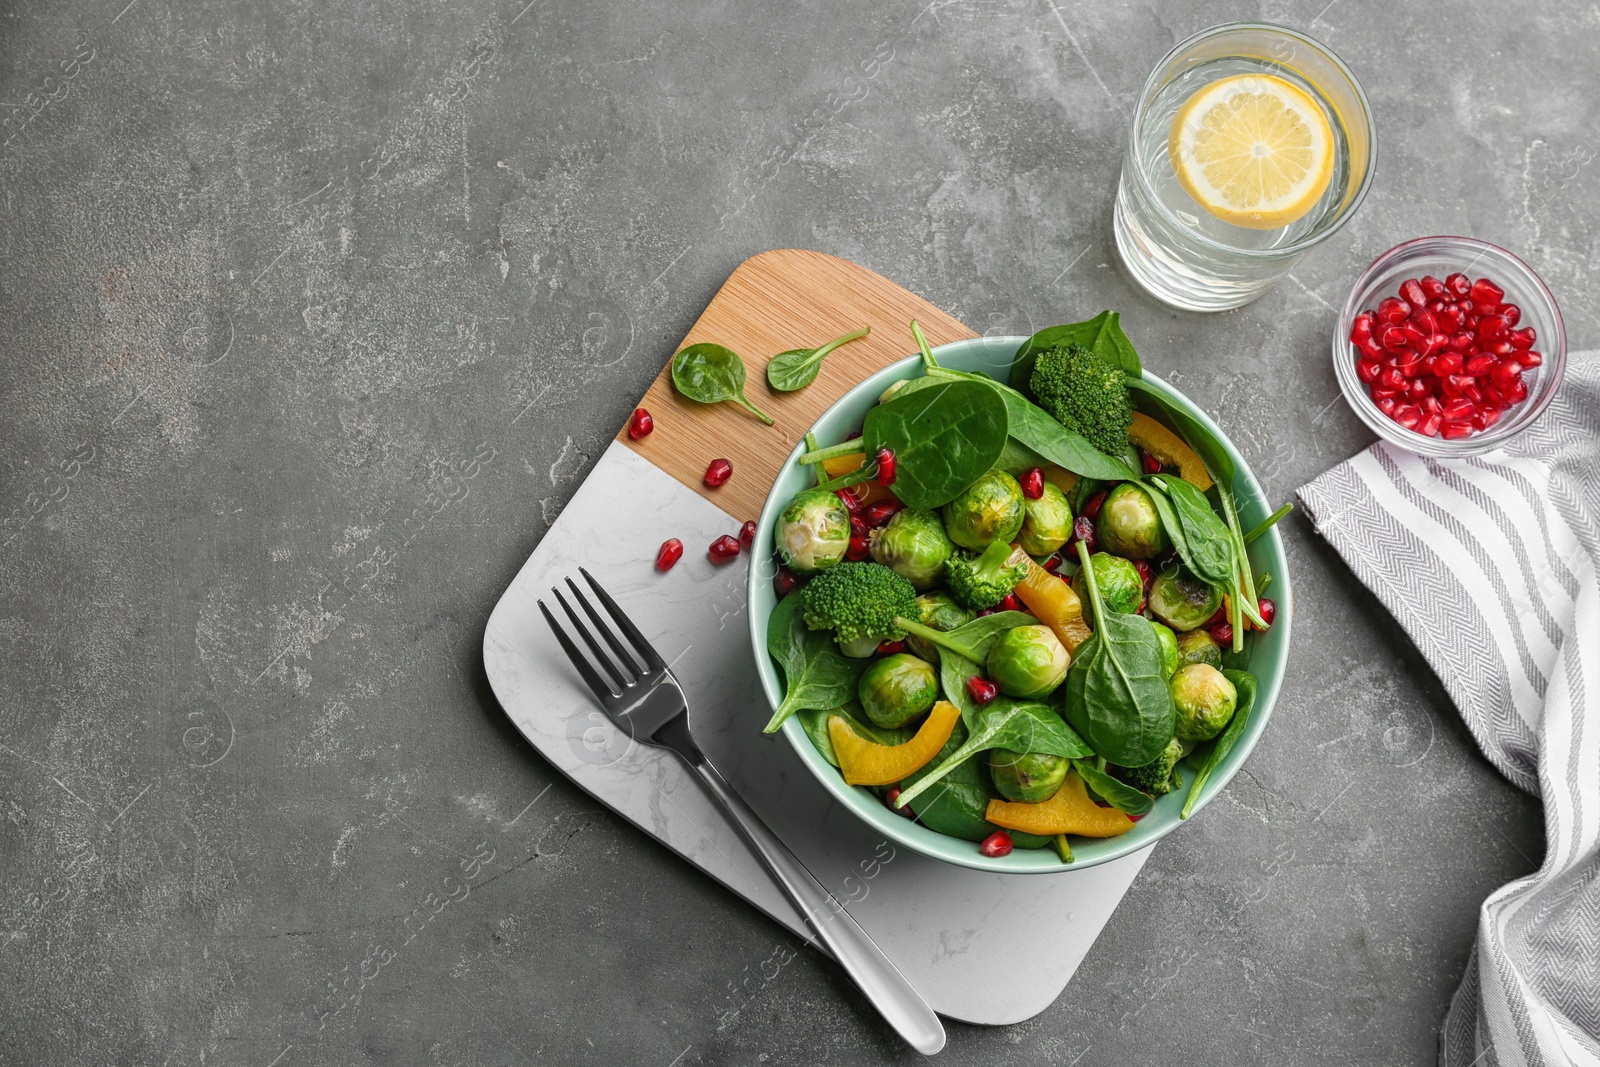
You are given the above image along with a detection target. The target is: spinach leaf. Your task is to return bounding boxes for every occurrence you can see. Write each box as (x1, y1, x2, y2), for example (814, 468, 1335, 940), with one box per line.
(1181, 670, 1257, 818)
(766, 327, 870, 392)
(938, 648, 986, 730)
(895, 699, 1093, 808)
(672, 343, 775, 425)
(1062, 541, 1175, 767)
(1150, 475, 1234, 584)
(900, 719, 995, 841)
(861, 379, 1009, 510)
(1073, 758, 1155, 817)
(1011, 311, 1142, 390)
(1141, 478, 1194, 572)
(895, 610, 1036, 665)
(798, 702, 911, 767)
(1124, 378, 1234, 483)
(763, 591, 868, 733)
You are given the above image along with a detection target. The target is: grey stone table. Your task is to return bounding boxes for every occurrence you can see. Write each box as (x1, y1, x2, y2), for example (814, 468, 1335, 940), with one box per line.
(0, 0, 1582, 1063)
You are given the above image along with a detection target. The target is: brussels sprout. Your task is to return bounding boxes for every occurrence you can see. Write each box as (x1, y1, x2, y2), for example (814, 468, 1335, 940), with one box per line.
(1150, 620, 1180, 679)
(1169, 663, 1237, 742)
(1148, 567, 1224, 631)
(774, 488, 850, 574)
(940, 470, 1026, 551)
(905, 592, 975, 662)
(985, 624, 1070, 699)
(869, 508, 953, 590)
(1096, 482, 1170, 560)
(1174, 627, 1223, 669)
(1017, 481, 1074, 556)
(1071, 552, 1144, 616)
(989, 748, 1070, 803)
(857, 653, 939, 728)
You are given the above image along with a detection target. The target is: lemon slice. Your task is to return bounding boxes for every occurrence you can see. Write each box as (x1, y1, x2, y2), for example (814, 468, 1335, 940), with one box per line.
(1168, 74, 1335, 230)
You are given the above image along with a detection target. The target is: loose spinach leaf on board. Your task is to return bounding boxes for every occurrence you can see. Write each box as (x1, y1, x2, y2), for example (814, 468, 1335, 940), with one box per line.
(900, 720, 1049, 847)
(763, 591, 869, 733)
(766, 327, 871, 392)
(798, 702, 912, 767)
(1124, 378, 1234, 484)
(672, 343, 775, 425)
(1010, 311, 1143, 390)
(1181, 669, 1258, 818)
(894, 610, 1037, 666)
(1062, 541, 1175, 767)
(895, 699, 1093, 808)
(862, 378, 1009, 510)
(1150, 475, 1234, 584)
(1073, 758, 1155, 817)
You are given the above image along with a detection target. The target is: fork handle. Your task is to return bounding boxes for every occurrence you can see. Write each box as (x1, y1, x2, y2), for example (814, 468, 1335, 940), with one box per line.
(684, 753, 947, 1056)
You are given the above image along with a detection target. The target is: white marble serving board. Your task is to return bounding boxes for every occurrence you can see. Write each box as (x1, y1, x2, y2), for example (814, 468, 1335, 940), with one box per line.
(482, 442, 1152, 1026)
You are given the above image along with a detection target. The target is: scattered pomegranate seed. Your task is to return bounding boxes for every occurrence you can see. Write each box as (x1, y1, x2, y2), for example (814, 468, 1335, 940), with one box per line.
(1083, 489, 1109, 521)
(863, 500, 901, 527)
(998, 593, 1021, 613)
(1042, 554, 1062, 573)
(835, 489, 861, 514)
(738, 520, 757, 550)
(1133, 559, 1153, 594)
(1127, 813, 1145, 822)
(978, 830, 1013, 858)
(975, 607, 996, 617)
(1257, 597, 1277, 629)
(1210, 621, 1234, 646)
(774, 567, 800, 596)
(1205, 604, 1228, 628)
(846, 535, 870, 561)
(850, 516, 868, 541)
(704, 458, 733, 487)
(627, 407, 654, 440)
(966, 676, 998, 704)
(875, 448, 897, 486)
(877, 640, 904, 655)
(708, 535, 741, 563)
(1139, 449, 1162, 475)
(655, 538, 684, 572)
(1020, 467, 1045, 500)
(1069, 515, 1097, 553)
(885, 787, 916, 819)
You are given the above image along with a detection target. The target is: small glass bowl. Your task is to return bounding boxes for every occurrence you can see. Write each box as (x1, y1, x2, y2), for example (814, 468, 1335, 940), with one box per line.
(1333, 236, 1566, 456)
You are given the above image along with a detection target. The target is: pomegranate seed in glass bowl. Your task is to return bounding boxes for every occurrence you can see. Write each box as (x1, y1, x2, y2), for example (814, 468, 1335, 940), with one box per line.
(1333, 236, 1566, 457)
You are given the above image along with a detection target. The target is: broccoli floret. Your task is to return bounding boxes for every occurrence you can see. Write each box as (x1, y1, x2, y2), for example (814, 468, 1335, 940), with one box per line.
(1029, 343, 1133, 457)
(802, 561, 918, 656)
(1114, 736, 1186, 796)
(943, 541, 1028, 610)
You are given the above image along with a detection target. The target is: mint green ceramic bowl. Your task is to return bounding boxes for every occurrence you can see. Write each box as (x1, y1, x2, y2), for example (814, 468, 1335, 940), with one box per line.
(747, 337, 1291, 873)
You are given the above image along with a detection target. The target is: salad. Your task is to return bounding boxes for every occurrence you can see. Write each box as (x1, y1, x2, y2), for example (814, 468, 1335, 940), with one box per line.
(760, 315, 1289, 862)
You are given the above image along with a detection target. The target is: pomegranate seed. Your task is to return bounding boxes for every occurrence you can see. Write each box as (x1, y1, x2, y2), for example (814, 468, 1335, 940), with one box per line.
(1257, 597, 1277, 628)
(1446, 272, 1471, 297)
(1433, 352, 1463, 376)
(1069, 515, 1098, 552)
(1133, 558, 1154, 593)
(1379, 367, 1406, 391)
(1478, 408, 1504, 429)
(1401, 323, 1428, 352)
(1440, 420, 1474, 440)
(1020, 467, 1045, 499)
(975, 607, 995, 617)
(846, 430, 863, 441)
(1357, 336, 1385, 361)
(1141, 449, 1163, 475)
(708, 534, 741, 562)
(875, 448, 897, 486)
(1374, 396, 1398, 417)
(850, 516, 868, 541)
(1438, 305, 1466, 332)
(1400, 279, 1427, 307)
(1351, 313, 1376, 343)
(774, 567, 800, 596)
(1448, 332, 1475, 353)
(1413, 307, 1439, 336)
(1463, 354, 1495, 377)
(966, 676, 998, 704)
(1509, 327, 1536, 351)
(1409, 379, 1430, 401)
(1083, 489, 1109, 521)
(877, 640, 904, 655)
(1420, 275, 1448, 300)
(628, 407, 655, 440)
(979, 830, 1013, 858)
(846, 535, 870, 561)
(1381, 325, 1409, 352)
(1489, 361, 1521, 390)
(1506, 378, 1528, 403)
(835, 489, 861, 514)
(655, 538, 684, 572)
(736, 520, 757, 551)
(1478, 314, 1509, 342)
(1421, 394, 1442, 416)
(1521, 350, 1543, 367)
(1393, 403, 1421, 429)
(1502, 304, 1521, 328)
(1418, 411, 1442, 437)
(1042, 554, 1062, 573)
(863, 500, 901, 527)
(1470, 278, 1505, 310)
(1461, 382, 1485, 404)
(1210, 621, 1234, 646)
(1377, 297, 1411, 323)
(1442, 397, 1475, 421)
(885, 787, 916, 819)
(1204, 604, 1228, 628)
(704, 458, 733, 487)
(1356, 359, 1382, 384)
(1371, 386, 1401, 403)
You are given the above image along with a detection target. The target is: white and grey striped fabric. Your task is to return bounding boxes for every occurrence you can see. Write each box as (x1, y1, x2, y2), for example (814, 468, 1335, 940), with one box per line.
(1298, 352, 1600, 1066)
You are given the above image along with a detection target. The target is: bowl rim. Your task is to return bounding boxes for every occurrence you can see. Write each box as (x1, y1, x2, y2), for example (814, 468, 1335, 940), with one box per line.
(746, 336, 1293, 874)
(1331, 235, 1568, 458)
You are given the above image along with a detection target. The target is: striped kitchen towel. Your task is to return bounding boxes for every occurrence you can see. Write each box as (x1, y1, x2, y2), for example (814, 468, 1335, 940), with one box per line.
(1298, 351, 1600, 1066)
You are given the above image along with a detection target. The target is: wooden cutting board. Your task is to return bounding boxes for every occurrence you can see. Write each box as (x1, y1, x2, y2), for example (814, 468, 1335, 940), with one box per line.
(617, 249, 978, 520)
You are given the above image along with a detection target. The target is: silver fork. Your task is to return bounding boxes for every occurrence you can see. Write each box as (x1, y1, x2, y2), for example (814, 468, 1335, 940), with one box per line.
(539, 568, 946, 1056)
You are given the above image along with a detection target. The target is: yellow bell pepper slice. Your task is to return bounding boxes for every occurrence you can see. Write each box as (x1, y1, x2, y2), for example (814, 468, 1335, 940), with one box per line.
(985, 772, 1135, 838)
(1041, 464, 1079, 498)
(830, 700, 960, 786)
(1009, 548, 1093, 653)
(1129, 411, 1212, 492)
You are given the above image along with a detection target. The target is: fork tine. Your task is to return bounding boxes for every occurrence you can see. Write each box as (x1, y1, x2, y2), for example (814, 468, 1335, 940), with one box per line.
(578, 567, 668, 670)
(553, 586, 632, 691)
(538, 599, 619, 704)
(565, 576, 644, 677)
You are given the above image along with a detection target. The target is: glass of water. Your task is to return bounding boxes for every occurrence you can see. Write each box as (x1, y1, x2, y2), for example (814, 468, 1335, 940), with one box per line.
(1113, 23, 1376, 312)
